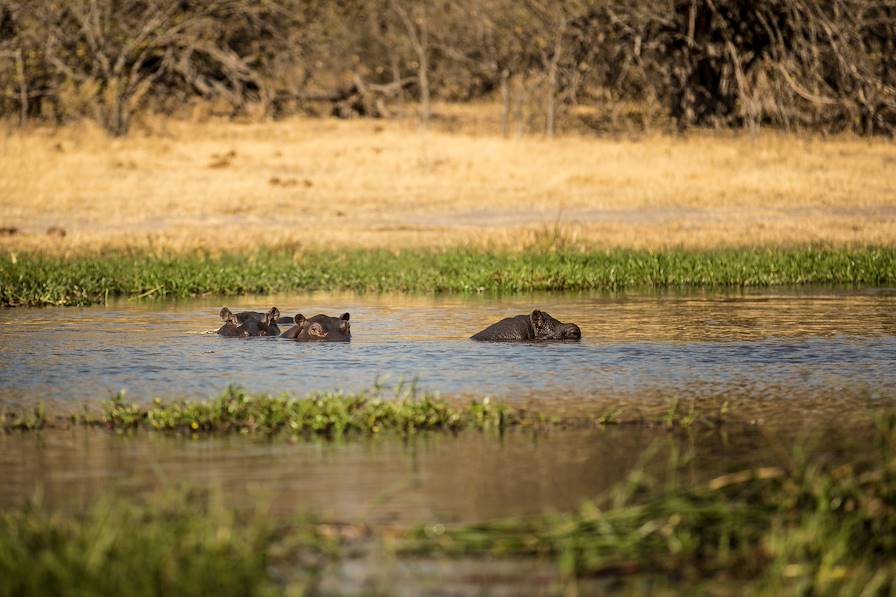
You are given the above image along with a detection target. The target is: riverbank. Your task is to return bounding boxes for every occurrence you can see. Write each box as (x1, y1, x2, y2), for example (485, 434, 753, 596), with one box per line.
(2, 247, 894, 307)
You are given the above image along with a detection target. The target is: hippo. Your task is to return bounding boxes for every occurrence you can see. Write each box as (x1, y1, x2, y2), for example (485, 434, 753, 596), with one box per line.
(217, 307, 282, 337)
(219, 307, 294, 326)
(280, 313, 351, 342)
(471, 309, 582, 341)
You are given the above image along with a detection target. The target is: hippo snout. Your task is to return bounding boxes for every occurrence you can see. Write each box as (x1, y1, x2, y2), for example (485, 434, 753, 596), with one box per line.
(563, 324, 582, 340)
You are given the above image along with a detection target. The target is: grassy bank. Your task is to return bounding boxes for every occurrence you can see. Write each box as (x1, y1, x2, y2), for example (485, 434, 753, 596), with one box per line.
(3, 413, 895, 596)
(3, 247, 895, 307)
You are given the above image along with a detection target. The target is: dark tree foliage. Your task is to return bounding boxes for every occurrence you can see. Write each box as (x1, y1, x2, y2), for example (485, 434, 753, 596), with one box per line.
(1, 0, 893, 135)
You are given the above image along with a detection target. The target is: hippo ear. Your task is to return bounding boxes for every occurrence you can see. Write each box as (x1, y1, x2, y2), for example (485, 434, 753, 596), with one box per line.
(220, 307, 232, 321)
(340, 313, 350, 321)
(294, 314, 306, 326)
(269, 307, 280, 320)
(530, 309, 545, 330)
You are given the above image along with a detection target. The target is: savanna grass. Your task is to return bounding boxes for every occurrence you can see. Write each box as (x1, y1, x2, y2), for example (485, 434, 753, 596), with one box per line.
(3, 247, 895, 307)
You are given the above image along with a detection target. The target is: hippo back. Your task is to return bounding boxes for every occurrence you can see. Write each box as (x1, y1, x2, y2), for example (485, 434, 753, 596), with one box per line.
(470, 315, 534, 341)
(471, 310, 581, 341)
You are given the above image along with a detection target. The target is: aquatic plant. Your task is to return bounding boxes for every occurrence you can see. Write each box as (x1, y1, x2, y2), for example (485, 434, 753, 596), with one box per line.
(1, 387, 751, 437)
(76, 386, 522, 437)
(2, 247, 895, 307)
(0, 401, 45, 431)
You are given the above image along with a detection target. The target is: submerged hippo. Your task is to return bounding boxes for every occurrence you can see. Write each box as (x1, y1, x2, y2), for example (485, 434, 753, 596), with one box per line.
(217, 307, 283, 337)
(471, 309, 582, 341)
(219, 306, 294, 326)
(280, 313, 351, 342)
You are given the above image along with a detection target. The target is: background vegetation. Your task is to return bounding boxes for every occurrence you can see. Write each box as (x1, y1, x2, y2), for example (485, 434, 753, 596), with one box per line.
(1, 0, 894, 136)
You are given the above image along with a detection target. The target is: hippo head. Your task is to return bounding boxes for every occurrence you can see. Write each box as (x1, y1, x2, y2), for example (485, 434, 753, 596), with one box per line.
(219, 306, 280, 325)
(530, 310, 582, 341)
(218, 306, 281, 337)
(290, 313, 351, 341)
(217, 310, 248, 337)
(256, 307, 282, 336)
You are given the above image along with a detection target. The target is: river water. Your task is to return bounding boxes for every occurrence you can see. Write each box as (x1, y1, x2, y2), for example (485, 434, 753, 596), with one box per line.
(1, 287, 894, 406)
(1, 287, 894, 526)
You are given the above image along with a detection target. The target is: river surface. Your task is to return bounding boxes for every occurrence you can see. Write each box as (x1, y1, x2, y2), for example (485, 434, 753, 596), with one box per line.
(1, 287, 895, 406)
(1, 287, 895, 527)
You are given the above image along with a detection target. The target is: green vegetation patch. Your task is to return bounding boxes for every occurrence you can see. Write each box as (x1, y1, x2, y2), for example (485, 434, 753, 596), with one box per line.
(3, 247, 895, 307)
(89, 387, 520, 437)
(0, 489, 333, 597)
(1, 387, 524, 437)
(1, 387, 749, 437)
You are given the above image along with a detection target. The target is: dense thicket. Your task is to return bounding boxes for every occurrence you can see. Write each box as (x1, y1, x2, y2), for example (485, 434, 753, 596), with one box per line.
(1, 0, 894, 135)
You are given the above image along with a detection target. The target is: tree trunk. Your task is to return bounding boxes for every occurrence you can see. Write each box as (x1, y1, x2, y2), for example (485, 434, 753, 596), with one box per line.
(546, 74, 556, 137)
(500, 69, 510, 138)
(546, 35, 562, 138)
(390, 53, 403, 106)
(544, 68, 557, 137)
(391, 1, 430, 126)
(417, 9, 430, 125)
(15, 49, 27, 126)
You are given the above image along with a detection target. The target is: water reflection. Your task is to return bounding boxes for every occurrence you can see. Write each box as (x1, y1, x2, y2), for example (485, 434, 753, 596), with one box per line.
(0, 425, 808, 524)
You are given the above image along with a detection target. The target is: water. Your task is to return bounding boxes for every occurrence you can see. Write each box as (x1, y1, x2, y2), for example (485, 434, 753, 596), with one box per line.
(1, 287, 894, 520)
(2, 287, 894, 592)
(1, 421, 834, 524)
(1, 287, 895, 407)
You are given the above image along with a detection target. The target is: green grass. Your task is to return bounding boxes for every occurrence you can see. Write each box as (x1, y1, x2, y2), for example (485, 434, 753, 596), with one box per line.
(2, 413, 895, 596)
(77, 386, 523, 437)
(2, 247, 895, 306)
(1, 386, 747, 437)
(0, 489, 334, 597)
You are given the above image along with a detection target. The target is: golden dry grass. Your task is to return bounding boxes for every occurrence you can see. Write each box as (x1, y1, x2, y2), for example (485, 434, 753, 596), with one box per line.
(1, 107, 894, 254)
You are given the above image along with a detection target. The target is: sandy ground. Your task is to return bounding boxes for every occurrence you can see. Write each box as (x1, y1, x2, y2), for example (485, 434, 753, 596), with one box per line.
(1, 112, 894, 254)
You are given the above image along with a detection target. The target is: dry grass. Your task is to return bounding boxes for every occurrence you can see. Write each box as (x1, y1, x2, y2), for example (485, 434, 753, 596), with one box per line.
(1, 107, 894, 254)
